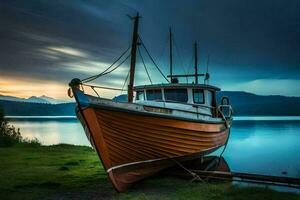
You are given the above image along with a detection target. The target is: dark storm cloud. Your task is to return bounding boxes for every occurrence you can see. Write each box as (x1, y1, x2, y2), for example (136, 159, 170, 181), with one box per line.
(0, 0, 135, 82)
(0, 0, 300, 86)
(132, 0, 300, 80)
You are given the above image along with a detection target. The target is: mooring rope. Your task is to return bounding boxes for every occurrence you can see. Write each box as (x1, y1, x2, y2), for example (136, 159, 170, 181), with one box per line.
(166, 155, 205, 183)
(203, 127, 231, 182)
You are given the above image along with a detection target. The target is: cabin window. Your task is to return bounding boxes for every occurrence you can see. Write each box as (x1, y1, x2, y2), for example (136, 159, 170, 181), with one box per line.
(136, 91, 145, 101)
(146, 89, 162, 101)
(193, 89, 204, 104)
(164, 89, 188, 103)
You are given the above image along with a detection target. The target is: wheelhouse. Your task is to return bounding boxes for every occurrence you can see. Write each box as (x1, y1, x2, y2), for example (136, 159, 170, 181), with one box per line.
(134, 83, 220, 117)
(134, 84, 219, 105)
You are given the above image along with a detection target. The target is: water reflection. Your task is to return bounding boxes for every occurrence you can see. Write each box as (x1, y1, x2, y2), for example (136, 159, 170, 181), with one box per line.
(10, 119, 89, 146)
(212, 120, 300, 179)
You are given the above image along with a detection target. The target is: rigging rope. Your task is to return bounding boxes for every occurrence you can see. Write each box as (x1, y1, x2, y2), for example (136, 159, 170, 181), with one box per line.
(80, 34, 169, 89)
(97, 53, 131, 77)
(138, 46, 152, 84)
(91, 86, 100, 98)
(82, 83, 126, 91)
(121, 69, 130, 93)
(81, 46, 131, 83)
(138, 35, 170, 83)
(173, 39, 188, 83)
(156, 35, 169, 74)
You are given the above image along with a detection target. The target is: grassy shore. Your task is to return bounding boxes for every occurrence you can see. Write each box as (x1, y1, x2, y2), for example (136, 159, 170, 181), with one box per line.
(0, 145, 299, 200)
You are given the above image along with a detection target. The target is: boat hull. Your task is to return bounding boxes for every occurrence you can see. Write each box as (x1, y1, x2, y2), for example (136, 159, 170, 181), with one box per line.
(78, 105, 229, 192)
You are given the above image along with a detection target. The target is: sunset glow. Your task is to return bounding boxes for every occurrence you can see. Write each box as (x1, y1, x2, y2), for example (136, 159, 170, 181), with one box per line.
(0, 77, 69, 99)
(0, 77, 126, 100)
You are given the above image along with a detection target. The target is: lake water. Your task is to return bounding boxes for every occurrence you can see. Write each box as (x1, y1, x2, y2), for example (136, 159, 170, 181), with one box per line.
(7, 116, 300, 191)
(9, 117, 90, 146)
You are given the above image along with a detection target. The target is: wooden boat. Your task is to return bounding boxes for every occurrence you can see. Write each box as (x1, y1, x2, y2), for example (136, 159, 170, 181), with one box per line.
(69, 13, 233, 192)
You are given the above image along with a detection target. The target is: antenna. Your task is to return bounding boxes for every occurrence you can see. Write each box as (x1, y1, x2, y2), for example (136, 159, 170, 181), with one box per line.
(194, 42, 198, 84)
(205, 54, 210, 84)
(169, 27, 173, 82)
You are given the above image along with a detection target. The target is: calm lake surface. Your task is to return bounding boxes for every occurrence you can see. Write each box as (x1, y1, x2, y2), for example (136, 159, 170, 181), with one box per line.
(7, 116, 300, 182)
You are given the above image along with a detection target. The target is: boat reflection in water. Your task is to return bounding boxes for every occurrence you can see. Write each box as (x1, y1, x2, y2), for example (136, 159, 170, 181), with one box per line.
(69, 13, 233, 192)
(160, 156, 231, 180)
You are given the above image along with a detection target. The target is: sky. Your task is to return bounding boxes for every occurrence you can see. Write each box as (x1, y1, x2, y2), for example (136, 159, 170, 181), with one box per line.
(0, 0, 300, 99)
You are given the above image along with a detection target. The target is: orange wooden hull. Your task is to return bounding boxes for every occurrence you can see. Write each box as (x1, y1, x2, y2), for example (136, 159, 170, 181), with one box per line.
(78, 105, 229, 192)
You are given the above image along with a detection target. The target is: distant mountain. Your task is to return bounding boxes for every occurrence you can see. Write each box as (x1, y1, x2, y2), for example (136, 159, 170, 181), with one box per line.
(112, 94, 128, 102)
(27, 96, 50, 104)
(0, 100, 76, 116)
(0, 94, 70, 104)
(38, 95, 70, 104)
(0, 94, 29, 102)
(0, 91, 299, 116)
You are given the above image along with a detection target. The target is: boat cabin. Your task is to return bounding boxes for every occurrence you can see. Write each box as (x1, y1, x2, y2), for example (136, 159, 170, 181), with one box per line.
(134, 83, 220, 118)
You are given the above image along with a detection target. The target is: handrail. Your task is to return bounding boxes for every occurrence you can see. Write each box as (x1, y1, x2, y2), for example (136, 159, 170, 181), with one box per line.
(217, 105, 233, 128)
(218, 105, 233, 117)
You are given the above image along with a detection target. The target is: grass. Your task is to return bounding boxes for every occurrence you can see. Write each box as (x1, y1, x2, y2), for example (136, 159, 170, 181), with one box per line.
(0, 145, 299, 200)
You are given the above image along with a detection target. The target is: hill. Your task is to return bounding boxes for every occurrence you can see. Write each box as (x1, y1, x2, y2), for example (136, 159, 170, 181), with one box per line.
(217, 91, 300, 116)
(0, 94, 69, 104)
(0, 100, 76, 116)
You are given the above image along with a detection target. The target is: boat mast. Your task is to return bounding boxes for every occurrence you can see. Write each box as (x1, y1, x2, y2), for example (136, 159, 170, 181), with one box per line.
(194, 42, 198, 84)
(128, 13, 140, 103)
(169, 27, 173, 82)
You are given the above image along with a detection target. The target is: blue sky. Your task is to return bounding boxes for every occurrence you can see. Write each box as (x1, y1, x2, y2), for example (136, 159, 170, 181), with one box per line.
(0, 0, 300, 98)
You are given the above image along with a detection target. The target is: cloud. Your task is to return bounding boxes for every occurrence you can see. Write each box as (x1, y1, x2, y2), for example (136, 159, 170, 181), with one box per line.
(46, 47, 89, 58)
(0, 0, 300, 97)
